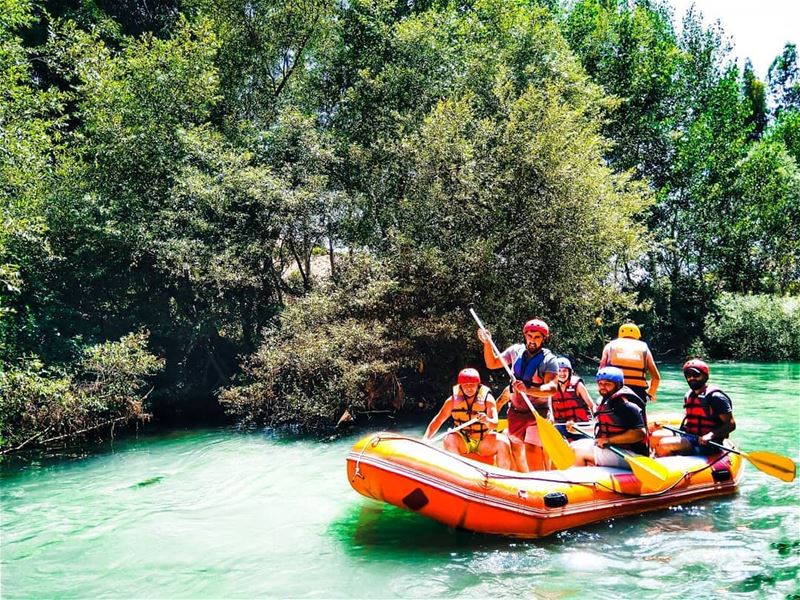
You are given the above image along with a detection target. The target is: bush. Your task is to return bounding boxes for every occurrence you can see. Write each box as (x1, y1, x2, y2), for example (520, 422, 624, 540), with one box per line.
(219, 266, 413, 431)
(0, 332, 164, 452)
(704, 293, 800, 360)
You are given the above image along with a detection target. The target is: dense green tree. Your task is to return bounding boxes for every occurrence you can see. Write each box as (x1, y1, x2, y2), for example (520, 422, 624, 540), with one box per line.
(4, 17, 226, 402)
(30, 1, 180, 40)
(768, 42, 800, 115)
(3, 0, 798, 438)
(223, 0, 651, 429)
(769, 108, 800, 163)
(0, 0, 66, 360)
(704, 293, 800, 360)
(189, 0, 335, 134)
(730, 138, 800, 292)
(558, 1, 799, 352)
(742, 59, 768, 140)
(561, 0, 678, 187)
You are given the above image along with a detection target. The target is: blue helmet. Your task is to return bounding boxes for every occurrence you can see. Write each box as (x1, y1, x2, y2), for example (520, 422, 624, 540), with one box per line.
(557, 357, 572, 371)
(596, 366, 624, 387)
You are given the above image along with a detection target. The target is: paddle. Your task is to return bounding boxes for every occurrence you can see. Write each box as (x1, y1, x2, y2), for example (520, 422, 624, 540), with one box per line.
(555, 421, 593, 427)
(428, 418, 480, 445)
(469, 308, 575, 470)
(660, 425, 796, 482)
(568, 425, 675, 490)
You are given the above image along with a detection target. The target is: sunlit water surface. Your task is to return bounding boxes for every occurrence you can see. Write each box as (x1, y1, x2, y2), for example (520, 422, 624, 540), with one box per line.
(2, 363, 798, 598)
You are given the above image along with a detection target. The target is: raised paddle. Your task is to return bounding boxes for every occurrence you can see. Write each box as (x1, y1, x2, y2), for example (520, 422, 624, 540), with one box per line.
(428, 418, 480, 445)
(469, 308, 576, 470)
(660, 425, 796, 482)
(568, 425, 676, 490)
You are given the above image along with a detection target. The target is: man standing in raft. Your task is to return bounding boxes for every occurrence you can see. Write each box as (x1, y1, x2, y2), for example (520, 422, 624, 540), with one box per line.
(552, 357, 595, 441)
(477, 319, 558, 472)
(600, 322, 660, 410)
(652, 359, 736, 456)
(571, 367, 648, 468)
(423, 368, 512, 469)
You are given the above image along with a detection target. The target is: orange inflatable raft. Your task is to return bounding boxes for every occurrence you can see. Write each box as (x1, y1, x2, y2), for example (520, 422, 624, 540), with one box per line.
(346, 431, 743, 538)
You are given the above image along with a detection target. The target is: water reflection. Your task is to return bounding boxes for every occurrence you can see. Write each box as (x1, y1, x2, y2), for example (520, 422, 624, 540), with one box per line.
(330, 501, 552, 556)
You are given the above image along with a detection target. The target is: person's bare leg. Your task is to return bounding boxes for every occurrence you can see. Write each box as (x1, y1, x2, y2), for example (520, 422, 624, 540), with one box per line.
(479, 433, 512, 470)
(526, 444, 553, 471)
(510, 438, 528, 472)
(653, 434, 694, 457)
(443, 432, 466, 456)
(571, 438, 595, 466)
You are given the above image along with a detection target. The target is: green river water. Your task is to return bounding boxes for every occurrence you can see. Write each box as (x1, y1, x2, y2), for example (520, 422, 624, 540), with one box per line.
(1, 363, 799, 599)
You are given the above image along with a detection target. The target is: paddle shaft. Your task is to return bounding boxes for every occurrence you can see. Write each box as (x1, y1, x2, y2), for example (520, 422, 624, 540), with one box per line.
(658, 424, 797, 483)
(660, 425, 730, 451)
(558, 421, 593, 428)
(569, 425, 629, 460)
(569, 422, 674, 487)
(430, 417, 480, 444)
(469, 308, 542, 418)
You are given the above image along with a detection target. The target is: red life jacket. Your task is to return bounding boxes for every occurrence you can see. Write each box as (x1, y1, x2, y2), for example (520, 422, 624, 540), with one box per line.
(594, 386, 648, 455)
(682, 385, 727, 437)
(553, 375, 591, 422)
(451, 384, 491, 439)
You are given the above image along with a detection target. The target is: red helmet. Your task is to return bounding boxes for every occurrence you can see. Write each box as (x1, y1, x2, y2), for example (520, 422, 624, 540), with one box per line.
(682, 359, 710, 377)
(457, 368, 481, 385)
(522, 319, 549, 338)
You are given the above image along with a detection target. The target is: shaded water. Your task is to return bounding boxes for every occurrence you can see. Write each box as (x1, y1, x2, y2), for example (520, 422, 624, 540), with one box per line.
(2, 363, 799, 598)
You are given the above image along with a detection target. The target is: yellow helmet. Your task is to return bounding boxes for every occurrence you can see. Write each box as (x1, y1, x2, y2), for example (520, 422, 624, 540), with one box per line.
(618, 323, 641, 339)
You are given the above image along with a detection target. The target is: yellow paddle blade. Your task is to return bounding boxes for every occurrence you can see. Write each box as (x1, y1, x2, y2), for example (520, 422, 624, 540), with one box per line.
(534, 411, 575, 470)
(623, 454, 674, 489)
(745, 451, 797, 482)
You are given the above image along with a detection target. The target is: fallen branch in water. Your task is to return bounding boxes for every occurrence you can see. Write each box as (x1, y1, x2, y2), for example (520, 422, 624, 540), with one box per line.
(0, 425, 55, 455)
(0, 413, 151, 455)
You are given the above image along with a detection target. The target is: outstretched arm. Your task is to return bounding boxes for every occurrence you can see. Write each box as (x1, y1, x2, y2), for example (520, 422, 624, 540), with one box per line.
(512, 371, 557, 403)
(577, 381, 596, 413)
(597, 426, 647, 447)
(599, 344, 610, 368)
(477, 328, 507, 370)
(423, 399, 454, 440)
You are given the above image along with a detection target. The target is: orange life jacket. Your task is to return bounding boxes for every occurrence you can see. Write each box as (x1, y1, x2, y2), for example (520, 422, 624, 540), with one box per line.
(606, 338, 649, 388)
(451, 384, 491, 439)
